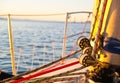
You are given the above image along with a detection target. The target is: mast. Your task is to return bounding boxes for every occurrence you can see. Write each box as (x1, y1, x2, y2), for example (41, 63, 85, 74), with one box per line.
(100, 0, 120, 66)
(86, 0, 120, 82)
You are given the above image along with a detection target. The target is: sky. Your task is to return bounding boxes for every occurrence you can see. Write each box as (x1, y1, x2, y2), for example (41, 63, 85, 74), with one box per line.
(0, 0, 94, 21)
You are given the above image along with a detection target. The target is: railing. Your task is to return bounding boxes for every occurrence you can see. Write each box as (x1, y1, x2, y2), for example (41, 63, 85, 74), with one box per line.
(0, 11, 92, 75)
(62, 11, 92, 58)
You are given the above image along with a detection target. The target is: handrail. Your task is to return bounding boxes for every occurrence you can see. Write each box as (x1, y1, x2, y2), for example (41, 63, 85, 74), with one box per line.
(0, 11, 92, 80)
(0, 11, 92, 16)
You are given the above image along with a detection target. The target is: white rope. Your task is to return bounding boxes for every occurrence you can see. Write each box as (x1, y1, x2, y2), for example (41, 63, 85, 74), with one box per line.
(21, 48, 28, 70)
(43, 43, 46, 65)
(16, 48, 22, 73)
(52, 42, 55, 61)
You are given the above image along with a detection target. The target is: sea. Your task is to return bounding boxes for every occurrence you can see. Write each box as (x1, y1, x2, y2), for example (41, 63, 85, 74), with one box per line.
(0, 18, 90, 74)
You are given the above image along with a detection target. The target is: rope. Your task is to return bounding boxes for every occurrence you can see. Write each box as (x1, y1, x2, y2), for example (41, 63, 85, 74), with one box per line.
(10, 60, 80, 83)
(29, 66, 85, 83)
(66, 72, 86, 76)
(90, 0, 102, 39)
(60, 13, 90, 62)
(30, 76, 82, 83)
(0, 49, 82, 83)
(92, 0, 108, 57)
(16, 48, 22, 73)
(40, 77, 76, 83)
(29, 61, 60, 78)
(67, 13, 91, 55)
(60, 13, 91, 64)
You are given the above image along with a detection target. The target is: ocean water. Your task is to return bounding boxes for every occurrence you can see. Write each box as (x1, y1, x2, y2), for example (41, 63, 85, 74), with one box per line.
(0, 19, 90, 74)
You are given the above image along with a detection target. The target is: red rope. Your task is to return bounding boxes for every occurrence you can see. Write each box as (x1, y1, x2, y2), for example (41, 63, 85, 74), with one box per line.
(10, 60, 79, 83)
(97, 0, 108, 37)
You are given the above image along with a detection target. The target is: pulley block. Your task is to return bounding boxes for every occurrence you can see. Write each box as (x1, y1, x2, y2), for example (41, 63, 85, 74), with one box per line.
(79, 54, 95, 67)
(83, 47, 92, 55)
(77, 36, 90, 49)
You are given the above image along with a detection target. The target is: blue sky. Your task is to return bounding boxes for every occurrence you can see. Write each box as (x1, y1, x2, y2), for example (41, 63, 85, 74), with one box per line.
(0, 0, 94, 21)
